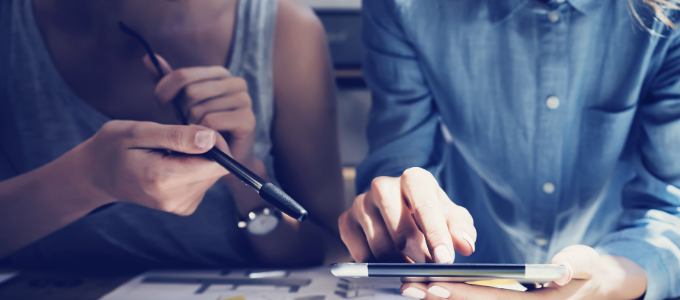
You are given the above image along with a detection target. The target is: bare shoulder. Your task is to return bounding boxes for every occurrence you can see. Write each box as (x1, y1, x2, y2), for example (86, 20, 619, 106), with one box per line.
(273, 0, 333, 108)
(276, 0, 325, 37)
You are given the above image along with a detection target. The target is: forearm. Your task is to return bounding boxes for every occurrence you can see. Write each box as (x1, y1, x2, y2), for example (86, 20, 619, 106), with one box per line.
(598, 255, 647, 299)
(0, 149, 111, 259)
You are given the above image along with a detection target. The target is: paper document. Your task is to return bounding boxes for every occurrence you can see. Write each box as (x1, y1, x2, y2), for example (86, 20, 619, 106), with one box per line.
(101, 267, 408, 300)
(100, 267, 527, 300)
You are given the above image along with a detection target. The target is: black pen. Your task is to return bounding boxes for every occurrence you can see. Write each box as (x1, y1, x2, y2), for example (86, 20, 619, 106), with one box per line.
(119, 22, 308, 221)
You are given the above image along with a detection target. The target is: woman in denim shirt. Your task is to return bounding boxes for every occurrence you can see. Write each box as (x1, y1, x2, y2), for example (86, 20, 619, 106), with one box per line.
(339, 0, 680, 299)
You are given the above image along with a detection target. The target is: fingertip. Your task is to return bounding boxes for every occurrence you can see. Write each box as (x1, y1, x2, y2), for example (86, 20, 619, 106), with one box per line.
(401, 283, 427, 299)
(194, 129, 216, 151)
(553, 263, 572, 286)
(434, 245, 454, 264)
(154, 53, 173, 74)
(142, 54, 160, 78)
(427, 284, 451, 298)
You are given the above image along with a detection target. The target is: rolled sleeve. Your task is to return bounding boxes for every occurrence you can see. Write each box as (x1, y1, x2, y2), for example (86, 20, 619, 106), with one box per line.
(595, 30, 680, 300)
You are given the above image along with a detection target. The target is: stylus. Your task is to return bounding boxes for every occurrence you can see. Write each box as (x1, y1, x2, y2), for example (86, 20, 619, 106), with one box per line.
(330, 263, 565, 280)
(118, 22, 308, 221)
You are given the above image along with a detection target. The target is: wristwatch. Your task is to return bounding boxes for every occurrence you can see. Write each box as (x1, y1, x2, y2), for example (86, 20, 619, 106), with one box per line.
(237, 207, 282, 236)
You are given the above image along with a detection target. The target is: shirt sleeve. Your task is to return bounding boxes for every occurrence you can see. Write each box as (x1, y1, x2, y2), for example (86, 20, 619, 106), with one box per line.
(355, 0, 446, 194)
(594, 31, 680, 300)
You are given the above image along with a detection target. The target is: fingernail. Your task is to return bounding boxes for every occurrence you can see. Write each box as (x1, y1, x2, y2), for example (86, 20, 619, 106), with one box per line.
(555, 264, 572, 286)
(427, 285, 451, 298)
(434, 245, 452, 263)
(402, 287, 426, 299)
(462, 232, 476, 252)
(194, 130, 214, 150)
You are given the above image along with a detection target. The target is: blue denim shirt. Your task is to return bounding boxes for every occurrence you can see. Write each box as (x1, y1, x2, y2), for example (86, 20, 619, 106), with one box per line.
(357, 0, 680, 298)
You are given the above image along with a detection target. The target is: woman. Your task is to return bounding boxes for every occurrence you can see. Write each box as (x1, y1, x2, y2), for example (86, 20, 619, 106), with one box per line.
(340, 0, 680, 299)
(0, 0, 345, 269)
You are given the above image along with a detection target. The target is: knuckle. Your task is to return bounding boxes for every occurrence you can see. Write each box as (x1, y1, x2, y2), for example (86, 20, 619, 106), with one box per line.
(424, 228, 450, 245)
(370, 176, 393, 193)
(234, 77, 248, 91)
(165, 127, 186, 151)
(238, 92, 253, 108)
(241, 112, 256, 132)
(127, 122, 145, 140)
(185, 84, 199, 100)
(173, 69, 189, 84)
(402, 167, 430, 181)
(189, 106, 204, 121)
(453, 206, 474, 224)
(412, 200, 438, 214)
(201, 114, 215, 128)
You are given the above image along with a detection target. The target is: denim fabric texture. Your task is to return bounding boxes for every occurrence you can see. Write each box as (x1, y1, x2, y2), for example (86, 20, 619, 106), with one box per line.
(357, 0, 680, 298)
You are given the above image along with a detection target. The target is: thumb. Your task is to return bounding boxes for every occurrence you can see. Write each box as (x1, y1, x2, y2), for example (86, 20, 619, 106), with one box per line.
(143, 53, 173, 80)
(126, 122, 216, 154)
(550, 245, 600, 286)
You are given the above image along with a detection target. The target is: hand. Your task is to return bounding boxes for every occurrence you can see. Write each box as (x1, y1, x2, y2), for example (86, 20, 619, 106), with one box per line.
(77, 120, 229, 215)
(143, 54, 257, 168)
(338, 167, 476, 263)
(400, 245, 647, 300)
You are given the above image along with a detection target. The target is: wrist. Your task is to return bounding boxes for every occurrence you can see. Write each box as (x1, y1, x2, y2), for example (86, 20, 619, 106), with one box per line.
(598, 255, 647, 299)
(48, 142, 116, 211)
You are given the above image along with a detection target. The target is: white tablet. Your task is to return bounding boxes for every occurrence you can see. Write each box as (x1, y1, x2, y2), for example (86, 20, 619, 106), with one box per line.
(330, 263, 565, 283)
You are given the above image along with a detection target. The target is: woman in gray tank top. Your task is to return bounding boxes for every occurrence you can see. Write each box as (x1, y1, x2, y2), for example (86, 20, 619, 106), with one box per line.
(0, 0, 345, 270)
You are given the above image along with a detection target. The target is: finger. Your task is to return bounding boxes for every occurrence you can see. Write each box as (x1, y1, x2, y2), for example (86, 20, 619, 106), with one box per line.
(155, 66, 232, 103)
(338, 206, 376, 263)
(400, 282, 428, 299)
(440, 189, 476, 256)
(187, 92, 251, 124)
(353, 190, 408, 262)
(124, 121, 217, 154)
(138, 149, 227, 183)
(143, 54, 173, 80)
(184, 77, 248, 108)
(369, 176, 431, 263)
(199, 110, 256, 139)
(422, 282, 531, 300)
(401, 167, 454, 263)
(550, 245, 600, 286)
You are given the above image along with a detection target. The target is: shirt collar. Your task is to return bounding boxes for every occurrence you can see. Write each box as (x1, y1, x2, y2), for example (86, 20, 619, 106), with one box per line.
(492, 0, 603, 21)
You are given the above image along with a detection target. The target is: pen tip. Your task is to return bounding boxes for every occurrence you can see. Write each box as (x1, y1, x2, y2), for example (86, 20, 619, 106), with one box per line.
(297, 210, 308, 222)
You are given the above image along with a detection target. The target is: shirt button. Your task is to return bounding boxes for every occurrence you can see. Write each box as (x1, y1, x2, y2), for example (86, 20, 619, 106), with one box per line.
(548, 11, 560, 23)
(535, 238, 548, 246)
(542, 182, 556, 194)
(546, 96, 560, 109)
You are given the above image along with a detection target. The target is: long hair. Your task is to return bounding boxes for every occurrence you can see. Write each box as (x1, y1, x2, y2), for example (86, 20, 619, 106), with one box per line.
(631, 0, 679, 30)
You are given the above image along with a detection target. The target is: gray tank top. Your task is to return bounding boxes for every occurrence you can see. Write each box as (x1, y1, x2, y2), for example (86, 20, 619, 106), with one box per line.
(0, 0, 278, 269)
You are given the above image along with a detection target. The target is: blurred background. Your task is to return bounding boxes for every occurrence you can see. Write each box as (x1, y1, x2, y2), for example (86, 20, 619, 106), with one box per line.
(296, 0, 367, 205)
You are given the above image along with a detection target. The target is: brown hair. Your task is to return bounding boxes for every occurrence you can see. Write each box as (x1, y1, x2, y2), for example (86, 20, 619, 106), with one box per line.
(631, 0, 679, 30)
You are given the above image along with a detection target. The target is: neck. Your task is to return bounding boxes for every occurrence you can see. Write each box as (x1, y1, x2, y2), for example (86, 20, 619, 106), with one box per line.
(33, 0, 234, 37)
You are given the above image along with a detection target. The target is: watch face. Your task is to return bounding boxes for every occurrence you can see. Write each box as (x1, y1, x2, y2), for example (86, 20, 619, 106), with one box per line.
(247, 215, 279, 235)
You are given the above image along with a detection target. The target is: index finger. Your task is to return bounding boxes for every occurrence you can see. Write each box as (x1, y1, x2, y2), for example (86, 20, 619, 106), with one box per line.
(400, 167, 454, 264)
